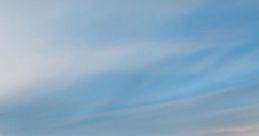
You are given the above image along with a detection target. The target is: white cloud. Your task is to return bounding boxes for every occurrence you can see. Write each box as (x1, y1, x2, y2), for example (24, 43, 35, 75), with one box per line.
(0, 0, 206, 101)
(0, 39, 205, 104)
(0, 0, 206, 103)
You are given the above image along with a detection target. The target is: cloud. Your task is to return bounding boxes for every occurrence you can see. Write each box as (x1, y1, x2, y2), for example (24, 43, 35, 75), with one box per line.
(31, 81, 258, 136)
(0, 38, 208, 107)
(0, 0, 259, 136)
(0, 0, 207, 102)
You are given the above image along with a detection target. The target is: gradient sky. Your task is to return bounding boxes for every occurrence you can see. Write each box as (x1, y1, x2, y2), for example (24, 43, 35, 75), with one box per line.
(0, 0, 259, 136)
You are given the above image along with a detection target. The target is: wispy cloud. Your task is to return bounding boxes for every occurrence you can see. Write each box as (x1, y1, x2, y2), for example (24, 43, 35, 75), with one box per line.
(0, 0, 259, 136)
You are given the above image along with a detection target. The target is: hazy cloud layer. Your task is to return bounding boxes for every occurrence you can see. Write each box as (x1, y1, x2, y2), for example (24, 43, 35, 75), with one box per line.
(0, 0, 259, 136)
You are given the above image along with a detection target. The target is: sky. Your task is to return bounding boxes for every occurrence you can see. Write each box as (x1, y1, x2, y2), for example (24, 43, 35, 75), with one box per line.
(0, 0, 259, 136)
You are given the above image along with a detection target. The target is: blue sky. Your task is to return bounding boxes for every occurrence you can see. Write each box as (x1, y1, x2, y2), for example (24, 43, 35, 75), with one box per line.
(0, 0, 259, 136)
